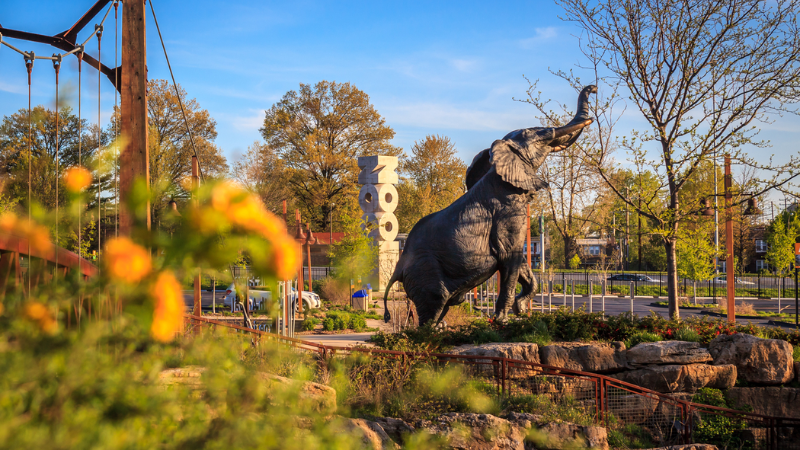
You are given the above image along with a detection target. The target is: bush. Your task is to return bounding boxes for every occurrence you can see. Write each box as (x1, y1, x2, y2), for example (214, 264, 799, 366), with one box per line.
(518, 320, 552, 347)
(625, 331, 662, 348)
(322, 317, 335, 331)
(692, 388, 750, 448)
(673, 327, 701, 342)
(301, 317, 319, 331)
(793, 346, 800, 362)
(349, 315, 367, 332)
(318, 277, 350, 306)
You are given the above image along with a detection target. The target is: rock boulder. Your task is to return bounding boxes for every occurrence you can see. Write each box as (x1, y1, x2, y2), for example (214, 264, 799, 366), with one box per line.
(416, 413, 525, 450)
(446, 343, 540, 378)
(611, 364, 736, 393)
(726, 387, 800, 419)
(626, 341, 712, 366)
(708, 333, 794, 384)
(341, 418, 400, 450)
(539, 342, 627, 373)
(538, 422, 609, 450)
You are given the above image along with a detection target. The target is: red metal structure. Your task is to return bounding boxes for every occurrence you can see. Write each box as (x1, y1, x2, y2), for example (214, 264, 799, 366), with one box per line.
(0, 232, 97, 296)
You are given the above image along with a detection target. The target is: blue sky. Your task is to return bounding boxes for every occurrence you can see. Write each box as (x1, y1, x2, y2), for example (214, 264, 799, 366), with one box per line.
(1, 0, 798, 199)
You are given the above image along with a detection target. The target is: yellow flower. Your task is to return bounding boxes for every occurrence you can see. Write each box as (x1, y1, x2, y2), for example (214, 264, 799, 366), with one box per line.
(0, 213, 52, 254)
(150, 271, 185, 342)
(24, 302, 58, 334)
(104, 237, 152, 283)
(269, 236, 300, 280)
(63, 166, 92, 192)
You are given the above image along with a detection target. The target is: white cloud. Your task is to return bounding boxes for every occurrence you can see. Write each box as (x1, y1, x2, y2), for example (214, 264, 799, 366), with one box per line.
(450, 58, 478, 72)
(519, 27, 558, 49)
(382, 102, 529, 131)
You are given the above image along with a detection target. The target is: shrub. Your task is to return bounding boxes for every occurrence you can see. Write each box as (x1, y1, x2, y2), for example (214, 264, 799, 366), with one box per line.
(301, 317, 319, 331)
(625, 331, 662, 348)
(692, 388, 750, 448)
(793, 346, 800, 362)
(318, 277, 350, 306)
(518, 320, 552, 347)
(349, 315, 367, 332)
(673, 327, 701, 342)
(322, 317, 335, 331)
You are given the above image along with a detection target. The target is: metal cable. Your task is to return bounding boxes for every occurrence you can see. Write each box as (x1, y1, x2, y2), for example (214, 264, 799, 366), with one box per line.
(78, 51, 83, 278)
(26, 54, 33, 297)
(96, 24, 103, 269)
(148, 0, 205, 182)
(54, 55, 61, 277)
(114, 1, 119, 238)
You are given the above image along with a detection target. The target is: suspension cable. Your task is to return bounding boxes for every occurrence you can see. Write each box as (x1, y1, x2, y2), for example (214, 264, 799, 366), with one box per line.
(96, 23, 103, 269)
(54, 54, 61, 277)
(148, 0, 205, 182)
(78, 50, 83, 277)
(114, 0, 119, 239)
(25, 53, 33, 297)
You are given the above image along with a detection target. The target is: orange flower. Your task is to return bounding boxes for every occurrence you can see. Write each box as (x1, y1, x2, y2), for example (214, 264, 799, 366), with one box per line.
(104, 237, 152, 284)
(269, 236, 300, 280)
(0, 213, 52, 254)
(63, 166, 92, 192)
(150, 271, 185, 342)
(24, 302, 58, 334)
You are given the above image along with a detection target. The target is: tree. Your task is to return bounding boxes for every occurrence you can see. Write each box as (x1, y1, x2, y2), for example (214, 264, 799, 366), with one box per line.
(0, 106, 102, 210)
(766, 211, 800, 280)
(260, 81, 401, 231)
(558, 0, 800, 318)
(396, 135, 465, 232)
(677, 221, 720, 304)
(230, 142, 294, 215)
(518, 78, 615, 268)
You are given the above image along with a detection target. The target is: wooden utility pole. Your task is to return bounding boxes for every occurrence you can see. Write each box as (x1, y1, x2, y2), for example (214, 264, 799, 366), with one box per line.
(192, 156, 201, 317)
(725, 155, 735, 323)
(120, 0, 150, 236)
(296, 210, 305, 317)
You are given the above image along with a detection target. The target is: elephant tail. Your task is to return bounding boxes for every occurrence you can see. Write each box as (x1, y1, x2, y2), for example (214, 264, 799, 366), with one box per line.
(382, 266, 402, 323)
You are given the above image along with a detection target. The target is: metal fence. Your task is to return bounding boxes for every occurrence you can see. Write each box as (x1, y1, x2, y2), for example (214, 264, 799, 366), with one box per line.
(184, 314, 800, 449)
(531, 271, 798, 301)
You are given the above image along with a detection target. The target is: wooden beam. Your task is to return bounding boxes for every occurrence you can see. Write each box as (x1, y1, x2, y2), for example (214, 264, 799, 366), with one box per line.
(119, 0, 149, 236)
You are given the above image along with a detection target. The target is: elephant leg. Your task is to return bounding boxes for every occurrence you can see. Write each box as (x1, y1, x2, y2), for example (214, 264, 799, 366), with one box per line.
(494, 267, 520, 323)
(414, 289, 450, 327)
(513, 266, 537, 314)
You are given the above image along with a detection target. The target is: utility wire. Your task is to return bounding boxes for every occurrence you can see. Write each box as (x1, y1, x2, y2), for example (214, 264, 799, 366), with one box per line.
(148, 0, 206, 182)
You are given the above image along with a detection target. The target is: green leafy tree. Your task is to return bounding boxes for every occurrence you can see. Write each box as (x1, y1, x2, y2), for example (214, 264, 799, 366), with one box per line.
(327, 210, 379, 285)
(396, 135, 465, 232)
(766, 211, 800, 288)
(568, 254, 581, 270)
(677, 221, 720, 304)
(260, 81, 401, 231)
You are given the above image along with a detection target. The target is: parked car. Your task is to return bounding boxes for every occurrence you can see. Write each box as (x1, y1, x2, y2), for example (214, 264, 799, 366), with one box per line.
(607, 274, 656, 282)
(711, 276, 755, 285)
(222, 284, 321, 310)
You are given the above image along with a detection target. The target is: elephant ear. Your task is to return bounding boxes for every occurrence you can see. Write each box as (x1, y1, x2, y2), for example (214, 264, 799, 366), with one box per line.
(465, 148, 491, 190)
(490, 140, 548, 191)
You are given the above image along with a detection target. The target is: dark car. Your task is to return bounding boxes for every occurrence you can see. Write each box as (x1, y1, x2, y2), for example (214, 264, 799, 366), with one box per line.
(607, 274, 655, 282)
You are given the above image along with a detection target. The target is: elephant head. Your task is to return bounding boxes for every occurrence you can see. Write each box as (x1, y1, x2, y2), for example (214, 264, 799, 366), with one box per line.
(465, 85, 597, 191)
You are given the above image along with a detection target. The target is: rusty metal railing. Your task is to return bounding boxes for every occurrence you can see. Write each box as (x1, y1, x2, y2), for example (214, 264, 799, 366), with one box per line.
(184, 314, 800, 449)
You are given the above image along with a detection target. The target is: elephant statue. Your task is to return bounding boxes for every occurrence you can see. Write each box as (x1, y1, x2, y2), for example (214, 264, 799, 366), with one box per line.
(383, 85, 597, 326)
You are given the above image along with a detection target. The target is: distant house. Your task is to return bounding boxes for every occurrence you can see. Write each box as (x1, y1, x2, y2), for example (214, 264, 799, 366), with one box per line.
(576, 235, 617, 267)
(521, 235, 550, 268)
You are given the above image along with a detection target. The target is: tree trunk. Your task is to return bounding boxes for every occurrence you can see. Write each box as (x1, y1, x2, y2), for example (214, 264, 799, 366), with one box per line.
(665, 237, 680, 319)
(564, 235, 577, 269)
